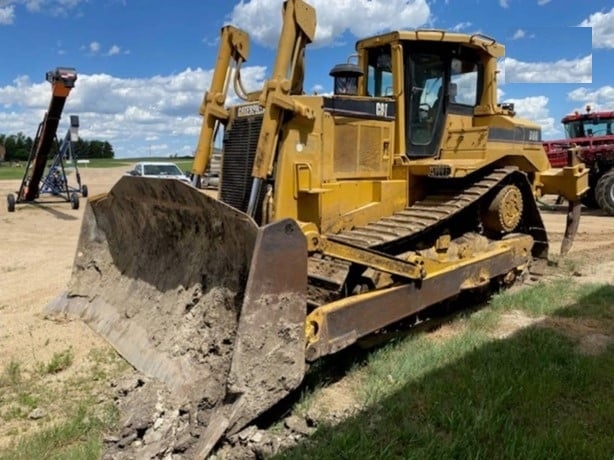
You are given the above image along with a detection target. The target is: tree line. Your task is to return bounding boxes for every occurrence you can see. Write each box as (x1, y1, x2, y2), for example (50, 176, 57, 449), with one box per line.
(0, 132, 115, 162)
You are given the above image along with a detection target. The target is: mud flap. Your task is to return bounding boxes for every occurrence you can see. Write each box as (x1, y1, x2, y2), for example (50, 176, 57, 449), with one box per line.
(44, 177, 307, 450)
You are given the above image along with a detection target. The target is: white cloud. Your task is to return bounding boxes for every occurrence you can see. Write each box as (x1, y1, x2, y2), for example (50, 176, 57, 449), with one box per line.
(451, 22, 471, 32)
(203, 36, 219, 47)
(567, 85, 614, 112)
(0, 66, 268, 157)
(88, 41, 100, 53)
(228, 0, 431, 48)
(499, 0, 509, 8)
(23, 0, 43, 11)
(497, 59, 506, 85)
(311, 84, 324, 94)
(82, 42, 128, 57)
(504, 95, 558, 137)
(1, 0, 85, 17)
(512, 29, 525, 40)
(504, 55, 592, 84)
(107, 45, 121, 56)
(578, 7, 614, 48)
(0, 5, 14, 24)
(537, 0, 551, 5)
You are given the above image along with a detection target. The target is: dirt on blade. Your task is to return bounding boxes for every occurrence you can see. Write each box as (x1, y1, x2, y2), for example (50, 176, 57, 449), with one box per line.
(42, 175, 307, 459)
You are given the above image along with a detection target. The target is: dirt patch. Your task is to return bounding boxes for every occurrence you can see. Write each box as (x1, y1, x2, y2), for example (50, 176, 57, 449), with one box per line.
(0, 167, 127, 371)
(302, 377, 362, 424)
(572, 259, 614, 285)
(425, 320, 467, 341)
(492, 311, 545, 339)
(488, 301, 613, 358)
(541, 317, 613, 356)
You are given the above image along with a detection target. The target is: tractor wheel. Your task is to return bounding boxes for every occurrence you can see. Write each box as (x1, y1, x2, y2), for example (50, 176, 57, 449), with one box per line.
(70, 192, 80, 210)
(595, 171, 614, 215)
(7, 193, 16, 213)
(81, 184, 88, 198)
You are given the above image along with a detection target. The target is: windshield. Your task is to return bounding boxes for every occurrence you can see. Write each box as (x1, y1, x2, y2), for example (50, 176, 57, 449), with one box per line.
(564, 117, 614, 138)
(143, 164, 183, 176)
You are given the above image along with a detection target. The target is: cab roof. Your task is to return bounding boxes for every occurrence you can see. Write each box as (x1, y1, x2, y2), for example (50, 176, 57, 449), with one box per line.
(356, 30, 505, 58)
(562, 111, 614, 123)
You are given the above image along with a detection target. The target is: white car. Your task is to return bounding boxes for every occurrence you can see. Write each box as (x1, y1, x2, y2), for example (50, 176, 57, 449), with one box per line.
(126, 162, 191, 185)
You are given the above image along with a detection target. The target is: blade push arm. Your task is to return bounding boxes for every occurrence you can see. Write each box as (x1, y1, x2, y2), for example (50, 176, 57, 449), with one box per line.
(246, 0, 317, 217)
(191, 26, 250, 178)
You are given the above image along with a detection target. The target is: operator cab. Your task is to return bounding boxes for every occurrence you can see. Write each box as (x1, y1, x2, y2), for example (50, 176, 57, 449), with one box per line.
(407, 44, 481, 156)
(338, 31, 503, 158)
(562, 106, 614, 138)
(363, 39, 483, 157)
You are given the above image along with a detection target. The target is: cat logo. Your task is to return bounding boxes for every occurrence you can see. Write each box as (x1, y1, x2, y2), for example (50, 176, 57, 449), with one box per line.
(376, 102, 389, 118)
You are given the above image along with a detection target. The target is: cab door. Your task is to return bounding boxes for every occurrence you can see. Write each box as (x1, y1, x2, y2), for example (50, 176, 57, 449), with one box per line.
(406, 51, 447, 157)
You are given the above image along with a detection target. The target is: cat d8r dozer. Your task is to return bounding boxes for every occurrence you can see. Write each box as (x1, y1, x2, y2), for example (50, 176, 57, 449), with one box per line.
(46, 0, 589, 456)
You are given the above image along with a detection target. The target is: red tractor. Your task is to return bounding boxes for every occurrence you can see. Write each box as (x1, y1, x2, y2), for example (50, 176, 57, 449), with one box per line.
(543, 106, 614, 215)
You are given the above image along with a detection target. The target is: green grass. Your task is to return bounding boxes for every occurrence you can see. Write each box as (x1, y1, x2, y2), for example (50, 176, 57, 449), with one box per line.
(276, 280, 614, 460)
(0, 347, 126, 459)
(0, 361, 21, 387)
(0, 166, 26, 181)
(97, 156, 194, 170)
(83, 158, 131, 168)
(36, 348, 74, 375)
(0, 157, 195, 181)
(558, 283, 614, 321)
(0, 404, 118, 460)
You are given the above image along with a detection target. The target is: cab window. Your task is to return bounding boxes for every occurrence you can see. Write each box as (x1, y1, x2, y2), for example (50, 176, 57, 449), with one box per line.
(449, 58, 478, 106)
(366, 46, 393, 97)
(409, 53, 446, 146)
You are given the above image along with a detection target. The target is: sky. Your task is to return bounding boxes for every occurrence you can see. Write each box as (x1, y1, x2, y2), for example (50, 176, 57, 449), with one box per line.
(0, 0, 613, 158)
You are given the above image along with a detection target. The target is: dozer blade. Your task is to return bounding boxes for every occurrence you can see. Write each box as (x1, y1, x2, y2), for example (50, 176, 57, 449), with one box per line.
(45, 176, 307, 449)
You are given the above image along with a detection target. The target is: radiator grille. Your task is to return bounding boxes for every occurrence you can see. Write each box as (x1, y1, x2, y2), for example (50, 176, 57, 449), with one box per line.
(220, 114, 266, 223)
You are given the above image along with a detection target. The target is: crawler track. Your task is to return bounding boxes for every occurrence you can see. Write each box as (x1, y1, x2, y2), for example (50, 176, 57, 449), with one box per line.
(307, 167, 548, 307)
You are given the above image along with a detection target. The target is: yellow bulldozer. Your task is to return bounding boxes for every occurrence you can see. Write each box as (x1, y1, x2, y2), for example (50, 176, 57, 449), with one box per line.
(47, 0, 589, 456)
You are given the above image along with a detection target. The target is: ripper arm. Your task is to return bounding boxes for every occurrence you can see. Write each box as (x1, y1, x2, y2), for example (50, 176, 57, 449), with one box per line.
(537, 147, 590, 255)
